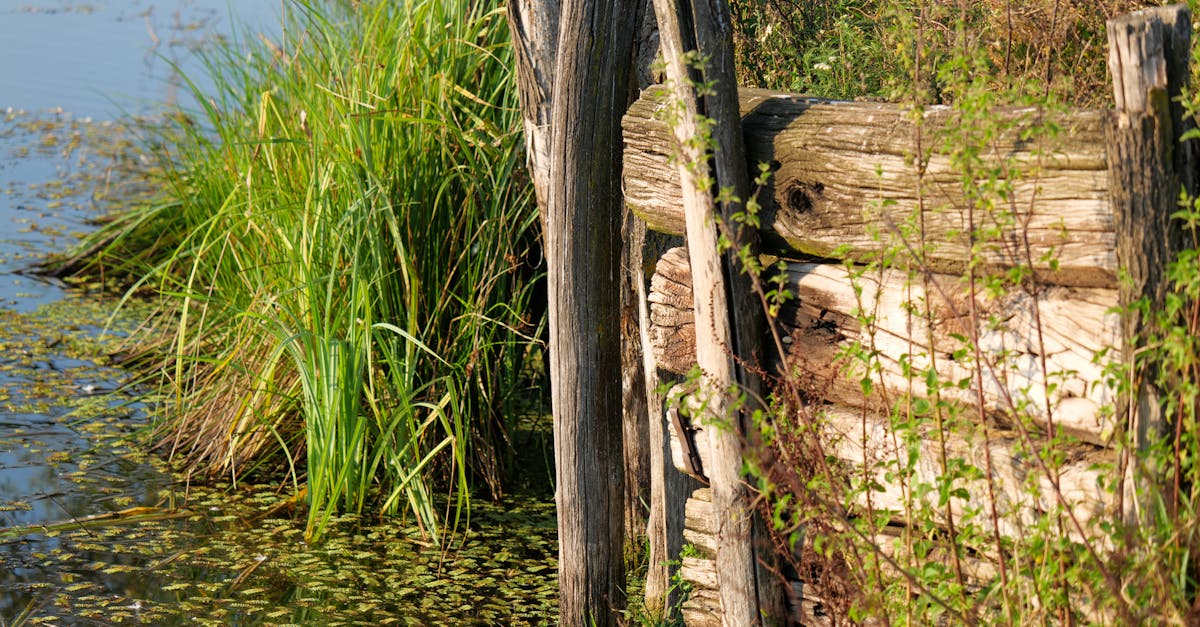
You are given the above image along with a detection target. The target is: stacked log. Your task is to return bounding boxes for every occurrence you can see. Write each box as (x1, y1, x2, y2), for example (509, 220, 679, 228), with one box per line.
(680, 488, 832, 626)
(651, 247, 1122, 446)
(623, 82, 1132, 621)
(624, 87, 1115, 288)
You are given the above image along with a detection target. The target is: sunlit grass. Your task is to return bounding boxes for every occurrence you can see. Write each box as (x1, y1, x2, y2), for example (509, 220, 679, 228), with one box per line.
(66, 0, 541, 542)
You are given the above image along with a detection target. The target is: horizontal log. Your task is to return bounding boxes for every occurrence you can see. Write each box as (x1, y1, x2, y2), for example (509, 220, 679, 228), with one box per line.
(679, 560, 830, 626)
(651, 247, 1121, 445)
(680, 491, 824, 626)
(870, 528, 998, 591)
(682, 486, 719, 559)
(822, 406, 1115, 547)
(624, 87, 1115, 288)
(672, 402, 1114, 545)
(681, 571, 715, 624)
(674, 412, 1115, 617)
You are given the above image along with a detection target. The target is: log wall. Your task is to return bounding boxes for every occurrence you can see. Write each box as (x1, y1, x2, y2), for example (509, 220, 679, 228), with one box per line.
(624, 7, 1192, 621)
(624, 82, 1139, 623)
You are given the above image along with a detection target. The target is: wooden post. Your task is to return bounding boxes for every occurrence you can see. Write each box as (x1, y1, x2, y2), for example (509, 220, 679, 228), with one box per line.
(650, 0, 782, 622)
(619, 0, 660, 556)
(509, 0, 640, 622)
(1106, 3, 1194, 526)
(621, 209, 652, 550)
(507, 0, 558, 214)
(636, 228, 700, 616)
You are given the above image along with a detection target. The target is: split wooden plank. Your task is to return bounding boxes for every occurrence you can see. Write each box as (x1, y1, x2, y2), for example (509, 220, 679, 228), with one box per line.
(624, 87, 1115, 288)
(650, 246, 1121, 446)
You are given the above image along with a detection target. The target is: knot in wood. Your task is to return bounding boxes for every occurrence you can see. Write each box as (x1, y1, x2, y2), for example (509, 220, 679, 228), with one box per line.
(786, 181, 822, 214)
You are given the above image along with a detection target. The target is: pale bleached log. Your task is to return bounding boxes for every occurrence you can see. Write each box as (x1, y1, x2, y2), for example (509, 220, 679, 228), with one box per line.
(650, 246, 1122, 446)
(669, 401, 1115, 546)
(681, 555, 720, 591)
(679, 585, 722, 627)
(870, 529, 999, 591)
(683, 487, 719, 559)
(649, 0, 779, 615)
(623, 87, 1115, 288)
(823, 406, 1116, 548)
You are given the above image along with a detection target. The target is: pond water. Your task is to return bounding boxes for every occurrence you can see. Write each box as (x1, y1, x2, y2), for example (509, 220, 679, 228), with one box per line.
(0, 2, 559, 623)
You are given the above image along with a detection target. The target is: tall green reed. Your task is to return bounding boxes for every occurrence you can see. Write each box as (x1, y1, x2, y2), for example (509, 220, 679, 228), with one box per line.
(69, 0, 540, 542)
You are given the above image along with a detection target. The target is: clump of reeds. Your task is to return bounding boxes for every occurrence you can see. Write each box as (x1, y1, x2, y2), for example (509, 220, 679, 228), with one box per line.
(67, 0, 541, 542)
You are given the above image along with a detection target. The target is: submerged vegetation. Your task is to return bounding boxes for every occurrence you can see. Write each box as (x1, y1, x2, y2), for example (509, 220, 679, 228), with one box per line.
(59, 0, 542, 542)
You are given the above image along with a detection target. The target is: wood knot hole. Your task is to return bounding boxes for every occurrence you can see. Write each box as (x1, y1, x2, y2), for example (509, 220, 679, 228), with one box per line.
(787, 182, 822, 214)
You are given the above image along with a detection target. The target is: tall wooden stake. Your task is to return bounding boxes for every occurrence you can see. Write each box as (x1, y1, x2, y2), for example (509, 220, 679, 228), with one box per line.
(650, 0, 782, 622)
(509, 0, 640, 622)
(1107, 3, 1195, 527)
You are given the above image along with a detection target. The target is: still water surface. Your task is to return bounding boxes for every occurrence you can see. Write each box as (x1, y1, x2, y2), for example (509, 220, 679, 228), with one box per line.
(1, 1, 279, 118)
(0, 2, 275, 620)
(1, 2, 559, 623)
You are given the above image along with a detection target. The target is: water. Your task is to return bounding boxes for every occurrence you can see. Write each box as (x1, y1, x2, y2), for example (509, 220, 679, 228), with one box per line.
(0, 1, 280, 119)
(0, 0, 280, 306)
(0, 1, 274, 620)
(0, 2, 560, 623)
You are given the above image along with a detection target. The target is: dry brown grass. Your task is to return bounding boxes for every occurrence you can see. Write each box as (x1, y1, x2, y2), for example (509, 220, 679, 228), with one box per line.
(731, 0, 1163, 106)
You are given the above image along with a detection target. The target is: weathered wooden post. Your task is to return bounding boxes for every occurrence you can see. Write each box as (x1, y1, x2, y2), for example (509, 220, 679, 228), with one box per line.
(650, 0, 783, 622)
(620, 3, 662, 558)
(507, 0, 640, 622)
(1106, 3, 1195, 526)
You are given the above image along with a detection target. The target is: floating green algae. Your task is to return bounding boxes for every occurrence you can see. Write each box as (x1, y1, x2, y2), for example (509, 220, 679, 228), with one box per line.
(1, 109, 559, 625)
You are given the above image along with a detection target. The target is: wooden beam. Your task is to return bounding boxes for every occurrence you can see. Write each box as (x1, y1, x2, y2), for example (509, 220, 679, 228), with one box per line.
(620, 210, 651, 559)
(506, 0, 558, 213)
(526, 0, 639, 620)
(649, 0, 782, 620)
(624, 88, 1115, 288)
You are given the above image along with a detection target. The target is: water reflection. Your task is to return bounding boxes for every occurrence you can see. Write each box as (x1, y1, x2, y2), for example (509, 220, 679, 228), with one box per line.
(0, 1, 275, 620)
(0, 0, 279, 119)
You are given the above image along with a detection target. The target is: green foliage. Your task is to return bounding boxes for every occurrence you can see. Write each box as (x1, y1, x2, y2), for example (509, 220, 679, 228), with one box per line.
(727, 1, 1200, 624)
(729, 0, 1156, 105)
(65, 0, 540, 543)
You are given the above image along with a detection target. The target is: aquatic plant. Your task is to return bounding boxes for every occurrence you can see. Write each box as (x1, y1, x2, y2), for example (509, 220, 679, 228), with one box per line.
(59, 0, 541, 542)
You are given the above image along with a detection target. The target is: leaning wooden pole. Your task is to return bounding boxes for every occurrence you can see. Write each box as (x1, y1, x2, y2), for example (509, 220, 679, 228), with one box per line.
(1106, 3, 1194, 527)
(650, 0, 782, 622)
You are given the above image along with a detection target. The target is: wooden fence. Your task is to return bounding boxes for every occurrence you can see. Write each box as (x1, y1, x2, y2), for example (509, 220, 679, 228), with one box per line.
(620, 4, 1195, 624)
